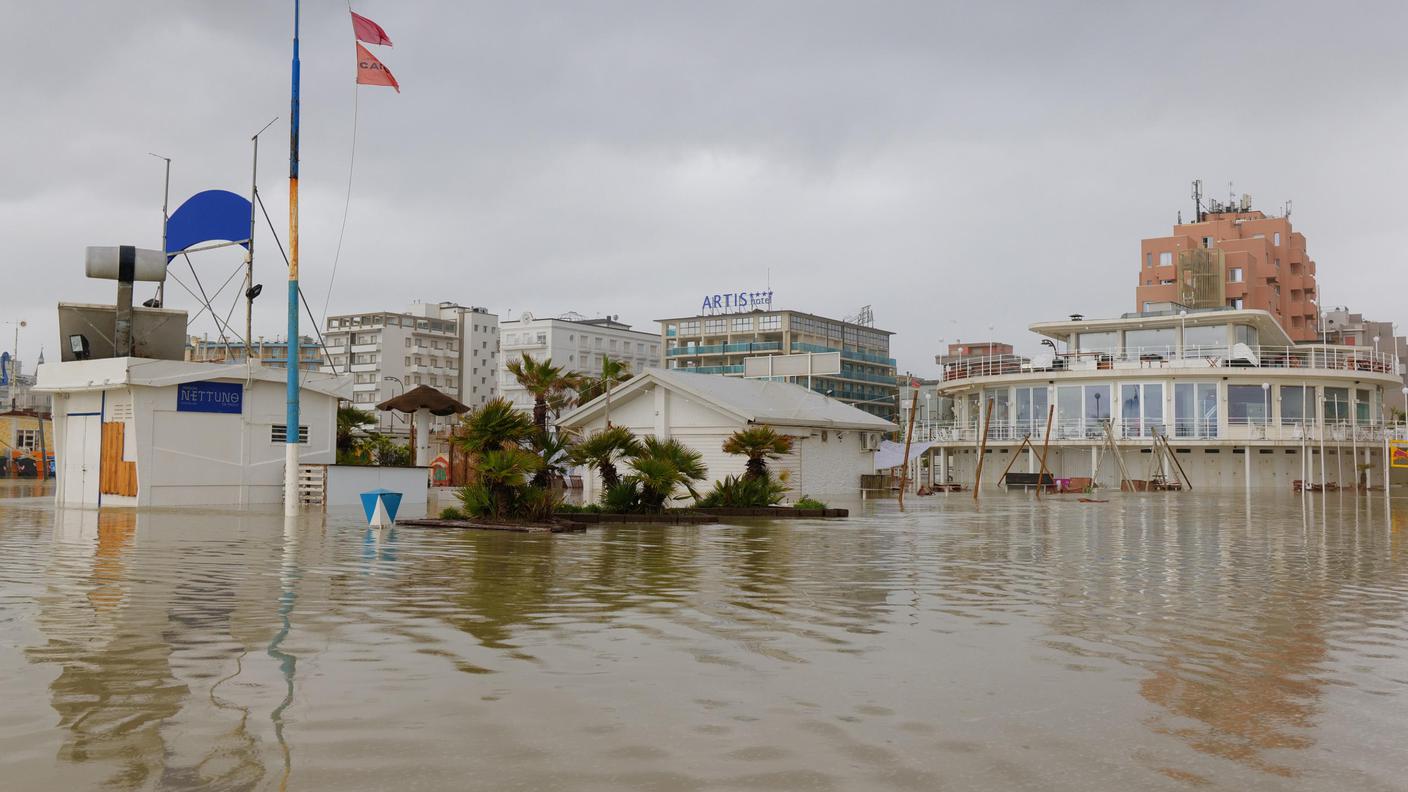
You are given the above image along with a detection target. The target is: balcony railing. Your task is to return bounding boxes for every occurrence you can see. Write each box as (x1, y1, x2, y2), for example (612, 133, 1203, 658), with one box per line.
(790, 342, 897, 367)
(941, 345, 1400, 383)
(904, 417, 1403, 445)
(666, 341, 781, 357)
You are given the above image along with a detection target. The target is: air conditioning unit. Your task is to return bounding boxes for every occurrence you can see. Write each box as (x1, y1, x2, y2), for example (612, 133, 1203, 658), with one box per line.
(861, 433, 880, 451)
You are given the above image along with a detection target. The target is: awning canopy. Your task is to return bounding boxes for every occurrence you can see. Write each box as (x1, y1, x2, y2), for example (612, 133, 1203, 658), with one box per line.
(375, 385, 469, 416)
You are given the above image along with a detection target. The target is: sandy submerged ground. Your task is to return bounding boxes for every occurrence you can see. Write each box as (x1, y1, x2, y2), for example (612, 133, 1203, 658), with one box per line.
(0, 484, 1405, 791)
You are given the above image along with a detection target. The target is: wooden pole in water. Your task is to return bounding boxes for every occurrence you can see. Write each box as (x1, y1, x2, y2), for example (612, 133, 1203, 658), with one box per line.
(973, 397, 994, 501)
(995, 436, 1030, 489)
(1036, 403, 1054, 499)
(897, 377, 920, 508)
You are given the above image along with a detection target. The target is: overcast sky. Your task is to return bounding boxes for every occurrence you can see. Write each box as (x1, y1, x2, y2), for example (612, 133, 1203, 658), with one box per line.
(5, 1, 1406, 377)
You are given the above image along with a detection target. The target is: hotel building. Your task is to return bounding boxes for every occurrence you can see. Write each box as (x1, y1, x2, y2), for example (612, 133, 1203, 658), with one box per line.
(323, 302, 500, 433)
(498, 312, 661, 414)
(1137, 196, 1319, 341)
(658, 308, 898, 420)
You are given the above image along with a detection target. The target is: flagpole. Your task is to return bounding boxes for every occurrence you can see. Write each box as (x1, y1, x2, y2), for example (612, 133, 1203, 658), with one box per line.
(284, 0, 302, 516)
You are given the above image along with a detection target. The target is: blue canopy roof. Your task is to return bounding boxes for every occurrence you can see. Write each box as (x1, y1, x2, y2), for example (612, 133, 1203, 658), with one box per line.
(166, 190, 252, 258)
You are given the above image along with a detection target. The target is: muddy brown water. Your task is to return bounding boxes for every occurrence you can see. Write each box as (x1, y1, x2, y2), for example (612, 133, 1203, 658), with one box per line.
(1, 481, 1405, 790)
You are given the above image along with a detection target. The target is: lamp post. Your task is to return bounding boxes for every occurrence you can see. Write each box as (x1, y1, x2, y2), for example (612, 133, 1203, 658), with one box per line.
(924, 391, 932, 440)
(382, 376, 405, 432)
(1261, 382, 1271, 438)
(3, 320, 25, 403)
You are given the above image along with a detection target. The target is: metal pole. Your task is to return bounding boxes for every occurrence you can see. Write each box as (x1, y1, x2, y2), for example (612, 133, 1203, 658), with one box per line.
(149, 153, 171, 306)
(284, 0, 302, 516)
(247, 133, 259, 360)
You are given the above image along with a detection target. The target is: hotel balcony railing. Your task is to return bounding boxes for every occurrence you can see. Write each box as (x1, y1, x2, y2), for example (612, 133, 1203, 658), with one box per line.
(790, 342, 897, 367)
(903, 417, 1403, 445)
(666, 342, 781, 357)
(940, 345, 1401, 383)
(681, 365, 745, 375)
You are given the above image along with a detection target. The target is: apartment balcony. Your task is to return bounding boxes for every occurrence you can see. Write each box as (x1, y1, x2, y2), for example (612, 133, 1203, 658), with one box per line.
(790, 342, 896, 367)
(666, 341, 782, 357)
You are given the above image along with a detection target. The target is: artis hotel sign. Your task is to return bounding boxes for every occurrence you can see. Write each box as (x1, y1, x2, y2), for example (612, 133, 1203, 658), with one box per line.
(700, 290, 774, 315)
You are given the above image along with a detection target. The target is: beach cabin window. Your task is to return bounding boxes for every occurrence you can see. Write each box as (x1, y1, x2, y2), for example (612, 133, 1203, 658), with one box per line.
(1356, 389, 1372, 424)
(1174, 383, 1218, 438)
(1078, 331, 1117, 354)
(1182, 324, 1226, 356)
(14, 429, 38, 449)
(1227, 384, 1270, 424)
(271, 425, 309, 444)
(1323, 388, 1350, 424)
(1124, 328, 1176, 358)
(1280, 386, 1309, 425)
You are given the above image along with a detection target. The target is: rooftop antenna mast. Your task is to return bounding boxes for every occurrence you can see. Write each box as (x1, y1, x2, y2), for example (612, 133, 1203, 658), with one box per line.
(1191, 179, 1203, 222)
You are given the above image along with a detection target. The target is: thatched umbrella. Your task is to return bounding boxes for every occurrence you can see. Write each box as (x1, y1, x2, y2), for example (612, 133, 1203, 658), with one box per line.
(375, 385, 469, 466)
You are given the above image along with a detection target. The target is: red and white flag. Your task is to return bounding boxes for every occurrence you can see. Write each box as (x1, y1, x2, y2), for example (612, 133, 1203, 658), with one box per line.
(356, 42, 400, 92)
(351, 11, 393, 46)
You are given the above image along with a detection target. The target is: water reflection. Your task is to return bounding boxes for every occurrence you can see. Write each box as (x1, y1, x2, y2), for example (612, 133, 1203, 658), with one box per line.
(0, 494, 1404, 790)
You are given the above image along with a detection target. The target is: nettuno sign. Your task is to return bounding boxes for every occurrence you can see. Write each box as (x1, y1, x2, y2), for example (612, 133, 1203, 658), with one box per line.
(176, 381, 244, 414)
(700, 290, 774, 315)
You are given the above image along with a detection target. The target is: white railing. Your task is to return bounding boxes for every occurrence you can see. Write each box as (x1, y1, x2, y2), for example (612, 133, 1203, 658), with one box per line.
(941, 345, 1400, 383)
(908, 418, 1405, 445)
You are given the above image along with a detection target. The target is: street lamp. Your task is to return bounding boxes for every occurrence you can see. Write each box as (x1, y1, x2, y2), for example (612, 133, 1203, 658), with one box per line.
(924, 391, 932, 440)
(383, 375, 405, 396)
(1261, 382, 1271, 436)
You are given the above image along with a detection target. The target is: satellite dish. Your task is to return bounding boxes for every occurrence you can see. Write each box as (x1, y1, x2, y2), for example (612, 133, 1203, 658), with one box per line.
(521, 311, 534, 322)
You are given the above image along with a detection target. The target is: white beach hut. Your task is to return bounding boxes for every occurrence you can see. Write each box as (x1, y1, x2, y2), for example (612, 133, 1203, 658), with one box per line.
(557, 368, 895, 501)
(36, 357, 350, 508)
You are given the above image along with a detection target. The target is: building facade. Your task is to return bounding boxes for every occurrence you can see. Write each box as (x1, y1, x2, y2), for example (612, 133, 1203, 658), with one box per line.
(186, 335, 323, 371)
(498, 312, 661, 414)
(1137, 198, 1319, 341)
(323, 302, 499, 433)
(923, 308, 1401, 491)
(1321, 307, 1408, 411)
(658, 308, 898, 420)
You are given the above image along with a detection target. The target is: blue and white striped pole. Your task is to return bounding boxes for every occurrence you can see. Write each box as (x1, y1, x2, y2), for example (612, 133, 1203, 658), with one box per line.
(284, 0, 302, 516)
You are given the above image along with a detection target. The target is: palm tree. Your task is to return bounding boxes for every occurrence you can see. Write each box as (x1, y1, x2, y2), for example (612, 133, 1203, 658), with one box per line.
(569, 426, 641, 489)
(336, 405, 376, 463)
(529, 430, 576, 488)
(721, 426, 795, 480)
(506, 352, 580, 431)
(627, 436, 708, 509)
(455, 398, 536, 457)
(577, 356, 633, 426)
(461, 447, 543, 519)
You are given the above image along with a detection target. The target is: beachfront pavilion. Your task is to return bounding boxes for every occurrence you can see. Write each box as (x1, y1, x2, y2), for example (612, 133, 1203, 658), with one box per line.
(916, 308, 1403, 492)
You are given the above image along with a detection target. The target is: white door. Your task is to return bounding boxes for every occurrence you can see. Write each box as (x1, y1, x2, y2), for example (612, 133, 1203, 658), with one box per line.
(61, 415, 98, 506)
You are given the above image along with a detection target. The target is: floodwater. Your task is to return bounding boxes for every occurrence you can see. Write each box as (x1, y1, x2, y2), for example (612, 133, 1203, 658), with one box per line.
(1, 483, 1406, 791)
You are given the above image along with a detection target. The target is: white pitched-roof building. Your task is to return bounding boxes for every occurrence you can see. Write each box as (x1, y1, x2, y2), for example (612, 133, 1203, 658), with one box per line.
(36, 358, 351, 508)
(557, 368, 895, 501)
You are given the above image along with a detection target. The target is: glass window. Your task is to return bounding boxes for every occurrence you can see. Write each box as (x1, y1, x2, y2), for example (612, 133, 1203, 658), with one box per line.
(1057, 386, 1082, 436)
(1323, 387, 1350, 424)
(704, 318, 726, 334)
(679, 321, 700, 335)
(984, 388, 1010, 439)
(758, 315, 781, 331)
(1125, 328, 1176, 357)
(1228, 384, 1271, 424)
(1356, 389, 1371, 425)
(1280, 386, 1308, 425)
(1145, 252, 1152, 268)
(1159, 252, 1173, 266)
(732, 316, 753, 332)
(1014, 386, 1048, 437)
(1182, 324, 1226, 355)
(1274, 232, 1281, 246)
(1078, 331, 1118, 354)
(1174, 383, 1219, 437)
(1228, 268, 1243, 283)
(1084, 384, 1111, 425)
(1234, 325, 1259, 348)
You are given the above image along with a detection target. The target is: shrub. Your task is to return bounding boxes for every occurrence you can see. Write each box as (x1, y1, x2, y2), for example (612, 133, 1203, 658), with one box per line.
(602, 481, 642, 513)
(697, 474, 788, 508)
(792, 496, 827, 510)
(439, 506, 466, 520)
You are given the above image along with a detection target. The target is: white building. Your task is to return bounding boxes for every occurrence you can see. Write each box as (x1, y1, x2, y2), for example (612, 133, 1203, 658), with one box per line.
(498, 312, 661, 414)
(924, 308, 1404, 491)
(557, 368, 895, 502)
(323, 302, 499, 433)
(36, 358, 350, 508)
